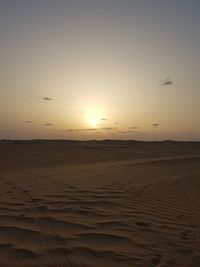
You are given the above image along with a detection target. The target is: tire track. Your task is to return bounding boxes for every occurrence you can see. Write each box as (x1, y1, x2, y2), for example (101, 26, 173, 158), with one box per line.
(0, 176, 74, 267)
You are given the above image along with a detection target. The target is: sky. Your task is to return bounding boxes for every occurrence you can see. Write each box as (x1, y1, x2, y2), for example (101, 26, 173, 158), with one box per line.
(1, 0, 200, 140)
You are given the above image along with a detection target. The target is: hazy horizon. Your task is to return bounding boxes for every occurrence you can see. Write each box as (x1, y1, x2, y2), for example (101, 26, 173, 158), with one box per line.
(1, 0, 200, 141)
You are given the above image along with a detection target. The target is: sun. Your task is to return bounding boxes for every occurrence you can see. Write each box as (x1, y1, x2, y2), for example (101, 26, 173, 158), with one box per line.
(88, 116, 98, 128)
(84, 105, 106, 128)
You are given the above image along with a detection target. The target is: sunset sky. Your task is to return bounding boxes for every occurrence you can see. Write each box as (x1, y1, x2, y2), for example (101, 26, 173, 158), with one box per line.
(1, 0, 200, 140)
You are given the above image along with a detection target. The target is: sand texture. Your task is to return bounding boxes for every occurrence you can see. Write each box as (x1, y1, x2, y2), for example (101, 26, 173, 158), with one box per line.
(0, 140, 200, 267)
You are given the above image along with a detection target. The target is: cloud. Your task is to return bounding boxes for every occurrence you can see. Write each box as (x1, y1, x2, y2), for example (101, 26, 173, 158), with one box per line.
(114, 130, 148, 136)
(61, 128, 96, 132)
(63, 127, 113, 132)
(45, 123, 53, 126)
(128, 130, 145, 134)
(101, 127, 113, 131)
(26, 120, 33, 123)
(64, 129, 82, 132)
(62, 129, 75, 132)
(43, 97, 52, 101)
(101, 118, 107, 121)
(152, 123, 160, 128)
(161, 78, 173, 86)
(114, 122, 119, 125)
(130, 126, 139, 129)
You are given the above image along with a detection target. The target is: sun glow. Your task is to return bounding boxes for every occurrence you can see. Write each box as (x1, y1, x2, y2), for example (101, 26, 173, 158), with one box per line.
(84, 106, 106, 128)
(88, 116, 98, 128)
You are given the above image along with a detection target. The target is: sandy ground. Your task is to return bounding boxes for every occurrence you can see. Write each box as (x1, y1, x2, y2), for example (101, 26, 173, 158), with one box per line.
(0, 140, 200, 267)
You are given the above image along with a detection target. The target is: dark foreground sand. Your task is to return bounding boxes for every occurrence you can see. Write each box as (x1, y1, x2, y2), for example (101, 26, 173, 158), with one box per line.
(0, 140, 200, 267)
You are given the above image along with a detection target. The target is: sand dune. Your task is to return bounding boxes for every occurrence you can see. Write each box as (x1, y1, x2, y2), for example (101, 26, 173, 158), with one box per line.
(0, 140, 200, 266)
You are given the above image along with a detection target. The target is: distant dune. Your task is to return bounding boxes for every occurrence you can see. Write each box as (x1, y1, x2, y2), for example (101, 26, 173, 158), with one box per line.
(0, 140, 200, 266)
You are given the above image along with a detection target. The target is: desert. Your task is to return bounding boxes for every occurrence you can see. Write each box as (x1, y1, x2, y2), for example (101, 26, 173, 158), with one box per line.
(0, 140, 200, 267)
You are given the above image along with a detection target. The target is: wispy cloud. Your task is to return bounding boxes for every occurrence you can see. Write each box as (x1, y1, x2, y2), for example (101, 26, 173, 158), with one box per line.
(61, 128, 96, 132)
(152, 123, 160, 128)
(130, 126, 139, 129)
(43, 97, 52, 101)
(65, 129, 83, 132)
(45, 123, 53, 126)
(127, 130, 144, 134)
(62, 129, 76, 132)
(101, 118, 107, 121)
(101, 127, 113, 131)
(161, 78, 173, 86)
(26, 120, 33, 123)
(86, 128, 97, 131)
(114, 130, 148, 136)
